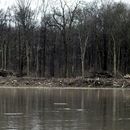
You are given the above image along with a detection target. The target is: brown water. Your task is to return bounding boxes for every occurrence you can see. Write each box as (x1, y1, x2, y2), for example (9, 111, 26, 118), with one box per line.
(0, 88, 129, 130)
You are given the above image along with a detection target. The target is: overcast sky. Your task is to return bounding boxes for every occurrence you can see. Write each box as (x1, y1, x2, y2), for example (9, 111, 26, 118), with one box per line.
(0, 0, 40, 9)
(0, 0, 129, 10)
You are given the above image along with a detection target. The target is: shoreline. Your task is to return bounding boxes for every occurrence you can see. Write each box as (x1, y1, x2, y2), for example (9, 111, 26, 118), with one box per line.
(0, 77, 129, 88)
(0, 87, 129, 90)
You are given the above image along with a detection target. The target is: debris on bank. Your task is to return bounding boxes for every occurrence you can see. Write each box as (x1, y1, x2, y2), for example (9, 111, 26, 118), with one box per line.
(124, 74, 130, 79)
(0, 76, 129, 88)
(0, 70, 129, 88)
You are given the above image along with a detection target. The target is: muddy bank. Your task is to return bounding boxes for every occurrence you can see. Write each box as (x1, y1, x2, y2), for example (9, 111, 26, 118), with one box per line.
(0, 77, 129, 88)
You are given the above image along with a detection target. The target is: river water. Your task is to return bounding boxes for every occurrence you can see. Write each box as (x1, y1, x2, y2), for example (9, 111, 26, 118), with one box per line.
(0, 88, 129, 130)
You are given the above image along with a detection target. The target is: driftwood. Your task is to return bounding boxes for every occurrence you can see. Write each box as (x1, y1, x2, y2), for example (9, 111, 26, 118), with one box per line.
(0, 70, 13, 77)
(124, 74, 130, 79)
(15, 73, 27, 77)
(86, 71, 113, 78)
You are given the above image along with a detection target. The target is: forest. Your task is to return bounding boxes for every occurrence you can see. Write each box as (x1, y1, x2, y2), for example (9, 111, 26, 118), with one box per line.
(0, 0, 130, 78)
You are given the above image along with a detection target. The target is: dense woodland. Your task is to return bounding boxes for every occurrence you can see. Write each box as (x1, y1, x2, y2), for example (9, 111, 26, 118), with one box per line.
(0, 0, 130, 78)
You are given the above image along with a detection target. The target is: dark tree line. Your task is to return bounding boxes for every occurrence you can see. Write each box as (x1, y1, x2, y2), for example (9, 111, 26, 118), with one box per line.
(0, 0, 130, 77)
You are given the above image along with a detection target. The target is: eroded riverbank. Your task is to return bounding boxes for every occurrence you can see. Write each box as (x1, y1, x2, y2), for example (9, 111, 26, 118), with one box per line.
(0, 77, 129, 88)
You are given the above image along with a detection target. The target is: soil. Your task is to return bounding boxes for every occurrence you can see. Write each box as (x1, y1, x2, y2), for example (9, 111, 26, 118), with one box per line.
(0, 76, 129, 88)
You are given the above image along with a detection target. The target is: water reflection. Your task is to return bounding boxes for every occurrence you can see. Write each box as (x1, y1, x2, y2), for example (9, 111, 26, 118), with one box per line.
(0, 88, 129, 130)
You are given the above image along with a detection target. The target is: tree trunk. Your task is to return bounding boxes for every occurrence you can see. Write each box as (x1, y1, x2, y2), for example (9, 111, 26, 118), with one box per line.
(42, 28, 46, 77)
(62, 29, 67, 78)
(26, 42, 30, 76)
(81, 59, 85, 78)
(113, 40, 117, 76)
(18, 26, 23, 76)
(40, 26, 46, 77)
(4, 43, 7, 70)
(112, 34, 117, 76)
(79, 35, 88, 78)
(103, 33, 108, 71)
(36, 45, 39, 77)
(50, 44, 55, 77)
(1, 43, 4, 70)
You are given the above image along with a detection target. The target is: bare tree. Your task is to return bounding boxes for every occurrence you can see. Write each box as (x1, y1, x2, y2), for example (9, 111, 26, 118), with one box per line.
(79, 34, 89, 78)
(111, 33, 117, 76)
(50, 0, 79, 77)
(0, 10, 7, 70)
(38, 0, 49, 77)
(14, 0, 35, 76)
(75, 4, 93, 78)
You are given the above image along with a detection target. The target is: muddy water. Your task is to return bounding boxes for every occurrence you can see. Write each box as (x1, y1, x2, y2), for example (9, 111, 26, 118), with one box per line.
(0, 88, 129, 130)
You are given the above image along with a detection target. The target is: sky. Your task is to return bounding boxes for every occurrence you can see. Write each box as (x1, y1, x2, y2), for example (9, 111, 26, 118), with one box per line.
(0, 0, 41, 9)
(0, 0, 129, 23)
(0, 0, 129, 9)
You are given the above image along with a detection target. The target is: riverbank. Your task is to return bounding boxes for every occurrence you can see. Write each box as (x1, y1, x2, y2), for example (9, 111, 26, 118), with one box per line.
(0, 76, 129, 88)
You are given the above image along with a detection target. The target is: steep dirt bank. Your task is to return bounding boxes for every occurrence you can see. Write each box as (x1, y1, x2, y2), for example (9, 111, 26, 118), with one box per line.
(0, 77, 129, 88)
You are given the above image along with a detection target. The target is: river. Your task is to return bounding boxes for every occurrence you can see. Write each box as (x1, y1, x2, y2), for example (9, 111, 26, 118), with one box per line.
(0, 88, 129, 130)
